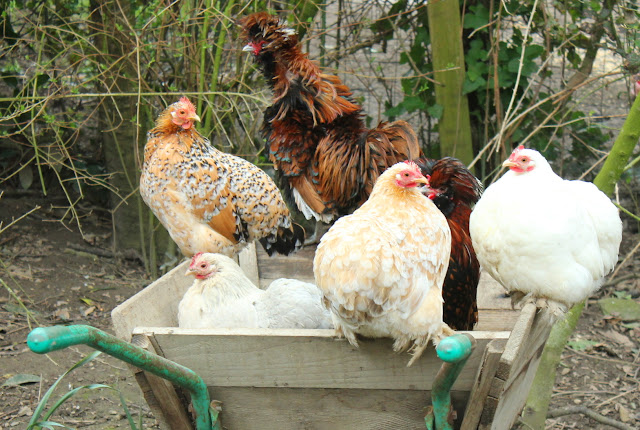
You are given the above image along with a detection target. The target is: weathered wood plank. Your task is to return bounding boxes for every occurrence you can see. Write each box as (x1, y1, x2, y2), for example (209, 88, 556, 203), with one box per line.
(112, 260, 191, 341)
(209, 386, 469, 430)
(489, 306, 556, 430)
(132, 327, 509, 391)
(495, 303, 537, 380)
(475, 309, 519, 331)
(255, 244, 316, 287)
(460, 338, 507, 430)
(237, 242, 260, 287)
(489, 348, 545, 430)
(478, 394, 500, 429)
(128, 333, 193, 430)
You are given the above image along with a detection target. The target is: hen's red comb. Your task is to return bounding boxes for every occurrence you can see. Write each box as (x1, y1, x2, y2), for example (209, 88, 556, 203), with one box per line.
(403, 160, 420, 171)
(178, 96, 196, 111)
(190, 252, 204, 268)
(508, 145, 526, 161)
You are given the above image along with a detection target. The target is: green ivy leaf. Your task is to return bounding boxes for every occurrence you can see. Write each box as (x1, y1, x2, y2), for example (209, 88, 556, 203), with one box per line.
(427, 104, 444, 119)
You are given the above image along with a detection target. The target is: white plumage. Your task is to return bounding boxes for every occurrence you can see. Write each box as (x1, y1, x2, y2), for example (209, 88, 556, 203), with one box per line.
(313, 161, 453, 366)
(178, 252, 332, 329)
(469, 146, 622, 315)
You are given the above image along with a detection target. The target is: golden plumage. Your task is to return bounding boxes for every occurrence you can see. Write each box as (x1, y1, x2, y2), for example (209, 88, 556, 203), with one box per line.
(313, 162, 453, 366)
(140, 97, 304, 258)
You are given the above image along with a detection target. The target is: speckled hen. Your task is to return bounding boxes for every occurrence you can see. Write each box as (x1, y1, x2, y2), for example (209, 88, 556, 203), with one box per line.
(140, 96, 304, 258)
(313, 161, 453, 366)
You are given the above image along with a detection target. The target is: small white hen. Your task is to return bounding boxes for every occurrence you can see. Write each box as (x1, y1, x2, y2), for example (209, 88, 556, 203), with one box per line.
(469, 146, 622, 317)
(178, 252, 332, 329)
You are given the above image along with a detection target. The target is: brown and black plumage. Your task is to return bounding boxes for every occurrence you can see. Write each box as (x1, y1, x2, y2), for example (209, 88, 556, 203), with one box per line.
(239, 12, 422, 226)
(415, 157, 482, 330)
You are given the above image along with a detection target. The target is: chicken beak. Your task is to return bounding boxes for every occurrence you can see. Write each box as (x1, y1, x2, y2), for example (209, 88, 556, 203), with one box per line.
(185, 268, 194, 277)
(502, 160, 517, 168)
(189, 113, 201, 123)
(242, 44, 254, 53)
(415, 175, 430, 186)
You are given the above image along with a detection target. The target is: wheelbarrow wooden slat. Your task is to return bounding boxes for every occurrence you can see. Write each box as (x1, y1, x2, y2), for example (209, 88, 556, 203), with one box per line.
(460, 338, 507, 430)
(207, 386, 471, 430)
(134, 327, 508, 391)
(480, 304, 556, 430)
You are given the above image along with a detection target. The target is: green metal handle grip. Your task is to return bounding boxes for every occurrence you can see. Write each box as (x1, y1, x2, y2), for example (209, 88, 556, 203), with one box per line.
(436, 333, 474, 363)
(426, 333, 476, 430)
(28, 325, 216, 430)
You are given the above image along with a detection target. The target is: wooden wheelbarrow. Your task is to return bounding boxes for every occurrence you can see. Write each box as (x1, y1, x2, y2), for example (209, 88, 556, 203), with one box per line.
(27, 245, 556, 429)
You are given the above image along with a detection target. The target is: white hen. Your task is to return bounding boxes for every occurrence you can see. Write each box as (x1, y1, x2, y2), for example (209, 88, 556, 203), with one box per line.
(178, 252, 332, 329)
(469, 146, 622, 316)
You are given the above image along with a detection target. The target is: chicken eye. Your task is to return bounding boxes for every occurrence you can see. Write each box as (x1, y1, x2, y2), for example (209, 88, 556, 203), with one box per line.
(179, 110, 186, 115)
(200, 263, 206, 269)
(403, 172, 410, 177)
(521, 157, 527, 163)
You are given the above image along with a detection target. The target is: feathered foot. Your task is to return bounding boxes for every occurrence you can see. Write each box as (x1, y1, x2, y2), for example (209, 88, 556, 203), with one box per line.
(534, 298, 568, 322)
(508, 291, 531, 309)
(406, 324, 455, 367)
(334, 322, 359, 348)
(407, 334, 433, 367)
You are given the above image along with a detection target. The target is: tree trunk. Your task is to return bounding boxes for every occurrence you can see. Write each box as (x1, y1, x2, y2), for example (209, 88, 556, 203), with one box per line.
(520, 89, 640, 430)
(426, 0, 474, 165)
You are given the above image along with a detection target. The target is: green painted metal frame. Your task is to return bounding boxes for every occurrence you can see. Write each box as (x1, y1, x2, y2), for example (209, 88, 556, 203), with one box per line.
(27, 325, 219, 430)
(425, 333, 476, 430)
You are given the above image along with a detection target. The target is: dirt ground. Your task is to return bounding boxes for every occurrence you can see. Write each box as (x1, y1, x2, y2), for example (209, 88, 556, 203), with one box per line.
(0, 191, 639, 430)
(0, 197, 158, 429)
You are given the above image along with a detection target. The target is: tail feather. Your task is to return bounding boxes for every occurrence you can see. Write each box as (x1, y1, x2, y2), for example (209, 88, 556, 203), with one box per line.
(260, 222, 306, 256)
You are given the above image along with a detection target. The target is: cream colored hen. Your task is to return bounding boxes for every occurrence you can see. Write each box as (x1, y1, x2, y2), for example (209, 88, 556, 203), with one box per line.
(178, 252, 332, 329)
(313, 161, 453, 366)
(470, 146, 622, 317)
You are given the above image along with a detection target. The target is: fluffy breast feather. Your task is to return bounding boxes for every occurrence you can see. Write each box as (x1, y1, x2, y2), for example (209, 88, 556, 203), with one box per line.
(314, 193, 451, 336)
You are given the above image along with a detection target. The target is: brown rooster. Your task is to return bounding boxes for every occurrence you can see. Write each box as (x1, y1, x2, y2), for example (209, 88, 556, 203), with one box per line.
(239, 12, 421, 239)
(140, 96, 305, 258)
(415, 157, 482, 331)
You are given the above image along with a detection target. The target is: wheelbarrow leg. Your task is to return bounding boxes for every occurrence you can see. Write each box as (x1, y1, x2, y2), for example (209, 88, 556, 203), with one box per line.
(27, 325, 220, 430)
(425, 333, 476, 430)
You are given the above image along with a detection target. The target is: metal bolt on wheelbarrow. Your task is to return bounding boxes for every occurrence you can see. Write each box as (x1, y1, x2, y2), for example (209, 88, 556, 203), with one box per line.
(27, 325, 475, 430)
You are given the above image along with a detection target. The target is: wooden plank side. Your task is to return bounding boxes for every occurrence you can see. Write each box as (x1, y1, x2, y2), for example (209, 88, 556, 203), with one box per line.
(132, 369, 173, 430)
(209, 386, 469, 430)
(489, 346, 545, 430)
(460, 338, 507, 430)
(134, 327, 509, 391)
(500, 306, 556, 391)
(129, 333, 193, 430)
(475, 309, 519, 331)
(478, 394, 500, 430)
(255, 244, 315, 288)
(494, 303, 537, 380)
(111, 260, 191, 341)
(476, 272, 512, 310)
(489, 307, 556, 430)
(237, 242, 260, 287)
